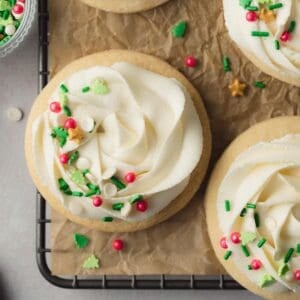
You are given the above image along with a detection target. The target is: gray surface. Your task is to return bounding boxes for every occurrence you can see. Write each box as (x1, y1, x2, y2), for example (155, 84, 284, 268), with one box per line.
(0, 19, 260, 300)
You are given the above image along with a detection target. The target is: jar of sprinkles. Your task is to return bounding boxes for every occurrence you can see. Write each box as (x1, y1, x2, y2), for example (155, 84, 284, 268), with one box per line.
(0, 0, 36, 57)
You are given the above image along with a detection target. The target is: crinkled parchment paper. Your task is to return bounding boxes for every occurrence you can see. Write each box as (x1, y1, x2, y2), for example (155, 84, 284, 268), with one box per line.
(49, 0, 299, 275)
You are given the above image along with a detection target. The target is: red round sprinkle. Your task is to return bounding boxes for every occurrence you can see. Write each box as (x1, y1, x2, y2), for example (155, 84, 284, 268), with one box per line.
(59, 153, 69, 164)
(294, 270, 300, 281)
(64, 118, 77, 129)
(125, 172, 136, 183)
(246, 11, 257, 22)
(280, 31, 291, 42)
(49, 101, 61, 113)
(112, 239, 124, 251)
(13, 4, 24, 14)
(230, 232, 241, 244)
(219, 237, 228, 249)
(92, 196, 103, 207)
(251, 259, 262, 270)
(184, 55, 198, 68)
(136, 200, 148, 212)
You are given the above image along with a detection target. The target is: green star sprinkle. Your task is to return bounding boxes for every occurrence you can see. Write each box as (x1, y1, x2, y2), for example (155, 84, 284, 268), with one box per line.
(241, 232, 256, 246)
(91, 79, 110, 95)
(0, 1, 11, 11)
(83, 254, 100, 269)
(278, 263, 289, 277)
(73, 233, 89, 249)
(70, 169, 86, 185)
(51, 127, 68, 147)
(259, 274, 275, 288)
(171, 21, 187, 38)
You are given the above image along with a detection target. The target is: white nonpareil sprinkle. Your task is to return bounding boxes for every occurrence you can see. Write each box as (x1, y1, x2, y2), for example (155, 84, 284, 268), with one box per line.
(103, 183, 117, 197)
(6, 107, 23, 121)
(5, 24, 16, 36)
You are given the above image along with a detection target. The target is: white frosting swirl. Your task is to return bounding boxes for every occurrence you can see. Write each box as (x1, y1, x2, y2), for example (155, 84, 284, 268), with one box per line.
(217, 134, 300, 293)
(223, 0, 300, 82)
(32, 62, 203, 222)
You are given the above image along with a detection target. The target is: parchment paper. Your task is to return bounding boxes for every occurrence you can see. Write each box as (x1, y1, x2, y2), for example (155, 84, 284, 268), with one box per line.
(49, 0, 299, 275)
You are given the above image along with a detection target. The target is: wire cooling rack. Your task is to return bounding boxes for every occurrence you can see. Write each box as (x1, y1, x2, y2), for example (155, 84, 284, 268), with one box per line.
(36, 0, 243, 289)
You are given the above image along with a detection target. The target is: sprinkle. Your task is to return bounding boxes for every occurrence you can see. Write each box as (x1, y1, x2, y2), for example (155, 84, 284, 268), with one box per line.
(288, 20, 296, 33)
(85, 190, 98, 197)
(278, 263, 289, 276)
(129, 194, 143, 204)
(240, 208, 247, 217)
(73, 233, 89, 249)
(268, 3, 283, 10)
(68, 151, 79, 165)
(59, 92, 68, 106)
(112, 203, 124, 211)
(297, 243, 300, 253)
(275, 39, 280, 50)
(223, 57, 231, 72)
(241, 245, 250, 257)
(248, 265, 252, 270)
(6, 106, 23, 122)
(72, 191, 84, 197)
(82, 86, 90, 93)
(254, 212, 260, 228)
(63, 105, 72, 117)
(239, 0, 252, 9)
(224, 250, 232, 260)
(284, 248, 294, 263)
(251, 31, 269, 37)
(83, 254, 100, 269)
(102, 216, 113, 222)
(51, 127, 68, 147)
(110, 176, 126, 190)
(91, 79, 110, 95)
(60, 84, 69, 93)
(241, 232, 256, 245)
(246, 203, 256, 209)
(86, 183, 98, 191)
(224, 199, 231, 212)
(82, 169, 90, 176)
(58, 178, 69, 191)
(247, 6, 259, 11)
(259, 274, 275, 288)
(254, 81, 266, 89)
(171, 20, 187, 38)
(257, 238, 266, 248)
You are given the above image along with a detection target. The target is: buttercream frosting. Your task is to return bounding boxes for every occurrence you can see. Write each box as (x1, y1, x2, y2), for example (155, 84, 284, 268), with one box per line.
(32, 62, 203, 223)
(223, 0, 300, 82)
(217, 134, 300, 293)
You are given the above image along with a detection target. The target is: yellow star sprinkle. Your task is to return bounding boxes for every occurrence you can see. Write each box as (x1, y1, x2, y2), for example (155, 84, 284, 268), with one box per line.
(228, 79, 247, 97)
(68, 127, 84, 144)
(259, 8, 276, 23)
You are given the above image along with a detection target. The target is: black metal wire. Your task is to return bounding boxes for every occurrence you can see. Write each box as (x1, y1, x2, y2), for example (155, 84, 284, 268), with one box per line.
(35, 0, 243, 290)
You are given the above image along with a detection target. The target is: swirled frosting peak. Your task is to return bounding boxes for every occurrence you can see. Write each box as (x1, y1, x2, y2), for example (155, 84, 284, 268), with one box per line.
(223, 0, 300, 82)
(32, 62, 203, 223)
(217, 134, 300, 293)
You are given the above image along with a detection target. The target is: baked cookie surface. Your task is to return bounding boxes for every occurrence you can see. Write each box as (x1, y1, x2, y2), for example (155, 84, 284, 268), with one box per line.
(80, 0, 171, 13)
(205, 116, 300, 300)
(26, 50, 211, 232)
(223, 0, 300, 87)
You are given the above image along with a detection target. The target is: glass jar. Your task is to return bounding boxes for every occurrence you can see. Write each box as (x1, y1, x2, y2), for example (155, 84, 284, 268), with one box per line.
(0, 0, 36, 58)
